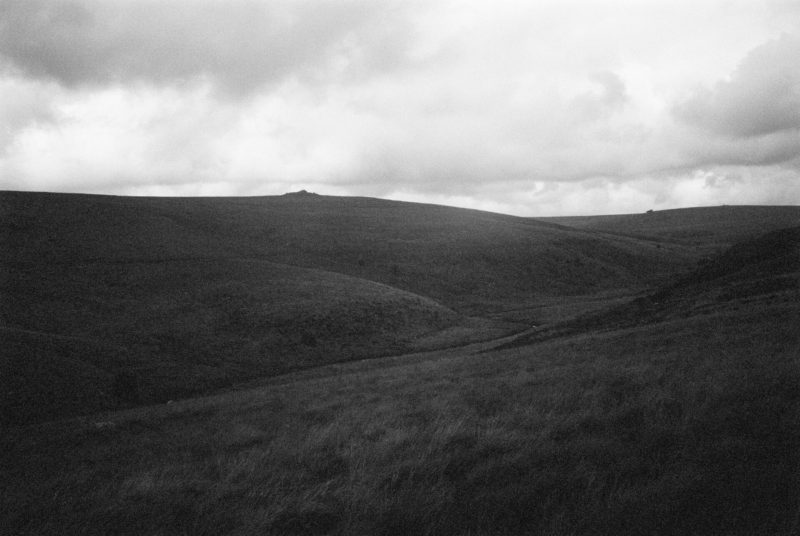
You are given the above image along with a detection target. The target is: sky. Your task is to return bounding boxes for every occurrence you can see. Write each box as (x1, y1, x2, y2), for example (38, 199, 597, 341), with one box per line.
(1, 0, 799, 216)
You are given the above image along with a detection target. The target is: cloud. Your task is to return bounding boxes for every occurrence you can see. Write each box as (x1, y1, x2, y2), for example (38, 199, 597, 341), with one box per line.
(571, 71, 629, 121)
(1, 1, 799, 216)
(675, 33, 800, 138)
(0, 0, 412, 96)
(0, 75, 59, 149)
(675, 127, 800, 169)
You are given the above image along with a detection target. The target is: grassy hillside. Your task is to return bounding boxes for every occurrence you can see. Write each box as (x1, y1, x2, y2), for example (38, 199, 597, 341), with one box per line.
(506, 225, 800, 347)
(1, 191, 695, 313)
(2, 257, 507, 425)
(0, 328, 120, 426)
(1, 191, 701, 422)
(2, 195, 796, 425)
(2, 197, 798, 534)
(542, 205, 800, 250)
(2, 274, 797, 535)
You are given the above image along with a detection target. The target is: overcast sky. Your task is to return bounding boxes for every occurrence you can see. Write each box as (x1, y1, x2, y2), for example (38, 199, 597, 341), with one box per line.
(1, 0, 799, 215)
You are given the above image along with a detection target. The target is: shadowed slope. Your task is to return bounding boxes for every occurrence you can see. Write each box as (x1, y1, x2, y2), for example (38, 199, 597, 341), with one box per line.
(0, 257, 478, 425)
(506, 225, 800, 347)
(5, 192, 792, 424)
(0, 328, 119, 425)
(620, 224, 800, 323)
(1, 190, 696, 422)
(1, 191, 696, 314)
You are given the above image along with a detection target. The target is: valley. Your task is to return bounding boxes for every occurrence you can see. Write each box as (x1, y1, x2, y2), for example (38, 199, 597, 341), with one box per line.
(1, 192, 799, 535)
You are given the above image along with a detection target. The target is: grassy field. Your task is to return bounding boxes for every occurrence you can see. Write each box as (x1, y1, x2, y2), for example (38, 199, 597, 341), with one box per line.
(2, 300, 797, 535)
(2, 193, 799, 534)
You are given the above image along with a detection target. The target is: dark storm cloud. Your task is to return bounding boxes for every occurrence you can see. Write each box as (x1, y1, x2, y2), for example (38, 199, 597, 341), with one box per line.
(0, 0, 407, 95)
(675, 34, 800, 138)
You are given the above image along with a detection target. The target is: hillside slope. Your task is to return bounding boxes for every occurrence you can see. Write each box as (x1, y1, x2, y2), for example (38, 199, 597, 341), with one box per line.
(506, 225, 800, 347)
(6, 192, 792, 424)
(541, 205, 800, 250)
(1, 191, 695, 314)
(3, 198, 799, 534)
(0, 257, 482, 425)
(3, 252, 798, 535)
(614, 224, 799, 325)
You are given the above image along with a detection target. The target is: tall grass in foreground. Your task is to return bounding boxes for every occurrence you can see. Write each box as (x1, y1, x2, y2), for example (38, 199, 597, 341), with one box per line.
(2, 305, 799, 535)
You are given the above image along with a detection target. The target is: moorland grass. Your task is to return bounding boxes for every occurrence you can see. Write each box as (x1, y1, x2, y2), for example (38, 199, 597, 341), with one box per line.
(1, 190, 695, 423)
(2, 303, 798, 535)
(1, 257, 518, 425)
(1, 191, 696, 313)
(543, 205, 800, 248)
(3, 195, 799, 534)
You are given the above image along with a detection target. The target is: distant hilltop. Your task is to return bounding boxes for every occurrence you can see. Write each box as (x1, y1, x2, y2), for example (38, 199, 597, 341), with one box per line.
(282, 189, 319, 197)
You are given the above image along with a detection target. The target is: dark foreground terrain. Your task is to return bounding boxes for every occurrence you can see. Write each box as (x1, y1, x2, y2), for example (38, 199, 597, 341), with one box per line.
(1, 192, 799, 535)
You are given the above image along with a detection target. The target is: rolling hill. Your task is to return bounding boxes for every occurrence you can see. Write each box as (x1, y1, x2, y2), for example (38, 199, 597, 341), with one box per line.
(2, 224, 798, 535)
(0, 258, 472, 425)
(505, 224, 800, 347)
(1, 191, 695, 313)
(2, 192, 797, 425)
(1, 190, 691, 423)
(542, 205, 800, 250)
(2, 193, 799, 535)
